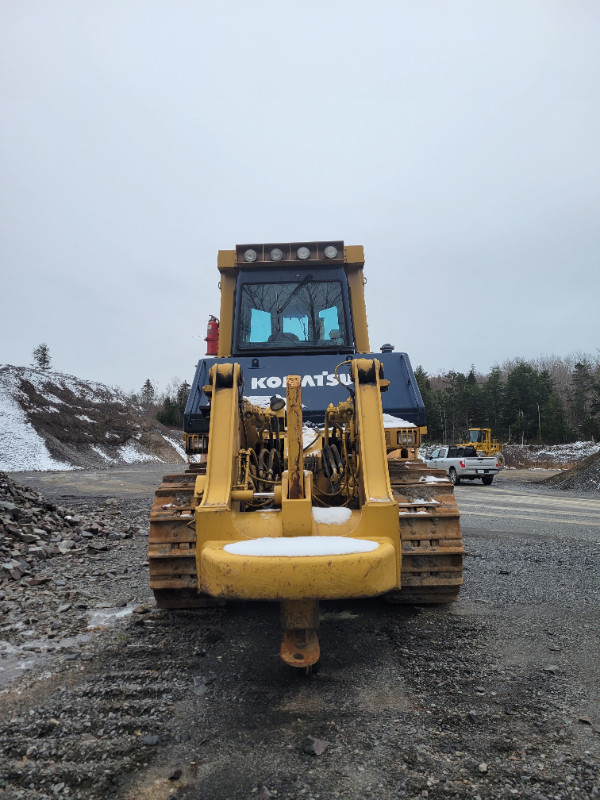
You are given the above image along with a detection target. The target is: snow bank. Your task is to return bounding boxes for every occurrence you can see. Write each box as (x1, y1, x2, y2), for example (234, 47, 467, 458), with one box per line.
(118, 442, 161, 464)
(162, 433, 186, 459)
(20, 367, 124, 405)
(223, 536, 378, 557)
(0, 365, 185, 471)
(0, 370, 75, 472)
(526, 441, 600, 464)
(89, 445, 118, 464)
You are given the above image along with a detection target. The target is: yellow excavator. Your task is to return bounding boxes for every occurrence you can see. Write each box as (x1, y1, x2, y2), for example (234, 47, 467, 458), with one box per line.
(148, 242, 463, 668)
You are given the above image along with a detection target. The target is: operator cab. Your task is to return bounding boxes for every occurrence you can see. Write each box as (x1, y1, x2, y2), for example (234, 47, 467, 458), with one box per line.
(231, 241, 355, 356)
(184, 239, 427, 436)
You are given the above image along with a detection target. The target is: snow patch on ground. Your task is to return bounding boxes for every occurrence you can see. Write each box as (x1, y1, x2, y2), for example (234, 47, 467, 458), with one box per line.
(21, 368, 125, 405)
(117, 443, 161, 464)
(0, 365, 185, 471)
(162, 433, 186, 459)
(0, 371, 75, 472)
(86, 605, 134, 629)
(524, 441, 600, 464)
(89, 445, 118, 464)
(223, 536, 378, 557)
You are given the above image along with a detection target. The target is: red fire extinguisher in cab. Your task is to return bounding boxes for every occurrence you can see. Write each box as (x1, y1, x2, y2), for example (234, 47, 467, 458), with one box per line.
(205, 315, 219, 356)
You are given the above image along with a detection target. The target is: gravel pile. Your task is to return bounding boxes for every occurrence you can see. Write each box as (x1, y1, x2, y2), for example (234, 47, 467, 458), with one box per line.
(543, 452, 600, 492)
(0, 472, 139, 584)
(503, 442, 600, 470)
(0, 472, 150, 677)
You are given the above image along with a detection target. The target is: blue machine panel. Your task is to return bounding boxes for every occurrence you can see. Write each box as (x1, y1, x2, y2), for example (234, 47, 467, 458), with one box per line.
(183, 352, 425, 433)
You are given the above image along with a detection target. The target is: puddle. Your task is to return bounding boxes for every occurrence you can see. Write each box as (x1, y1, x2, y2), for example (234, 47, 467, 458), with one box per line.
(86, 604, 135, 629)
(320, 610, 360, 621)
(0, 633, 92, 692)
(0, 606, 136, 691)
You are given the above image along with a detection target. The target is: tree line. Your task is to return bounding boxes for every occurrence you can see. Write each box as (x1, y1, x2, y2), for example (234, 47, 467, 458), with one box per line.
(134, 378, 191, 427)
(414, 353, 600, 445)
(31, 342, 599, 444)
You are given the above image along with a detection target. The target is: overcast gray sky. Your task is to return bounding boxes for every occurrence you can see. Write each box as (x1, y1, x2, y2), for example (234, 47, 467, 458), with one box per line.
(1, 1, 599, 394)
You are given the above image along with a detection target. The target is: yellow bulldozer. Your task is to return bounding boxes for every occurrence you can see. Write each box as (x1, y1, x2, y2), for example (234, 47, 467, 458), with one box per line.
(148, 241, 463, 669)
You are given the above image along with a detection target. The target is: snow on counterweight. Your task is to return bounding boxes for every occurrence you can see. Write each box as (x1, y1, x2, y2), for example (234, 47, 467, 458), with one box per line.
(224, 536, 378, 557)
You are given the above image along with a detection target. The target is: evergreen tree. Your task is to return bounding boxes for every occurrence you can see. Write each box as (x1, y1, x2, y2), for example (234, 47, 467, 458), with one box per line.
(434, 370, 484, 442)
(503, 363, 553, 443)
(541, 391, 571, 444)
(482, 366, 504, 434)
(570, 360, 595, 436)
(175, 380, 191, 417)
(584, 373, 600, 440)
(140, 379, 156, 409)
(414, 366, 439, 439)
(157, 396, 180, 426)
(464, 367, 485, 434)
(421, 352, 600, 446)
(156, 379, 190, 427)
(32, 343, 51, 371)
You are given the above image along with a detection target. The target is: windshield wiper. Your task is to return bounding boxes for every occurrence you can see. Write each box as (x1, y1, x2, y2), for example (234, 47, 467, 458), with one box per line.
(276, 275, 312, 314)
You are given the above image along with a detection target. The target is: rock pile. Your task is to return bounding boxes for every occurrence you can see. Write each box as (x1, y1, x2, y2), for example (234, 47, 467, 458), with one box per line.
(544, 451, 600, 492)
(0, 471, 138, 584)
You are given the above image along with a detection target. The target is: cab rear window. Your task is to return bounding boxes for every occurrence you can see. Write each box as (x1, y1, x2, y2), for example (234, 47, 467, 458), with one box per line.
(238, 280, 348, 349)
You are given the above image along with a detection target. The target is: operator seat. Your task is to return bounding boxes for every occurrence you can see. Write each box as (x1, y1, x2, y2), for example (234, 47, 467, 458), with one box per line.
(268, 332, 300, 344)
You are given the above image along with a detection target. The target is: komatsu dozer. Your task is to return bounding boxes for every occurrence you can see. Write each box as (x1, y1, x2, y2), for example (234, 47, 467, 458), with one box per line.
(148, 242, 463, 668)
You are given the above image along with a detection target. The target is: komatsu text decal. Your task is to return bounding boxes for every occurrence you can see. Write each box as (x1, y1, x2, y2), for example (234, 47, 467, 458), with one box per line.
(250, 372, 352, 390)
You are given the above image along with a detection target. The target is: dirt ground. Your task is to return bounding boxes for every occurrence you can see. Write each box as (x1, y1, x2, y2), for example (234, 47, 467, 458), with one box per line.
(1, 465, 598, 800)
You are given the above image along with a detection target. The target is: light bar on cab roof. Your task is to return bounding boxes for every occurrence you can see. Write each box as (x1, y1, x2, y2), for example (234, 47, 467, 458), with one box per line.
(235, 241, 345, 265)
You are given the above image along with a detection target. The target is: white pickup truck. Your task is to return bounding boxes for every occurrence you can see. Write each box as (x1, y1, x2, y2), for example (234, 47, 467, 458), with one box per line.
(425, 446, 500, 486)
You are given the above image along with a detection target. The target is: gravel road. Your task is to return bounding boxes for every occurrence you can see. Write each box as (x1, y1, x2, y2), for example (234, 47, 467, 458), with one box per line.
(1, 465, 598, 800)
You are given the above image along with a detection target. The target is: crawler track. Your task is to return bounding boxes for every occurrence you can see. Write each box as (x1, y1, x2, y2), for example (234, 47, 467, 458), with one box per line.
(147, 465, 223, 609)
(388, 459, 463, 604)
